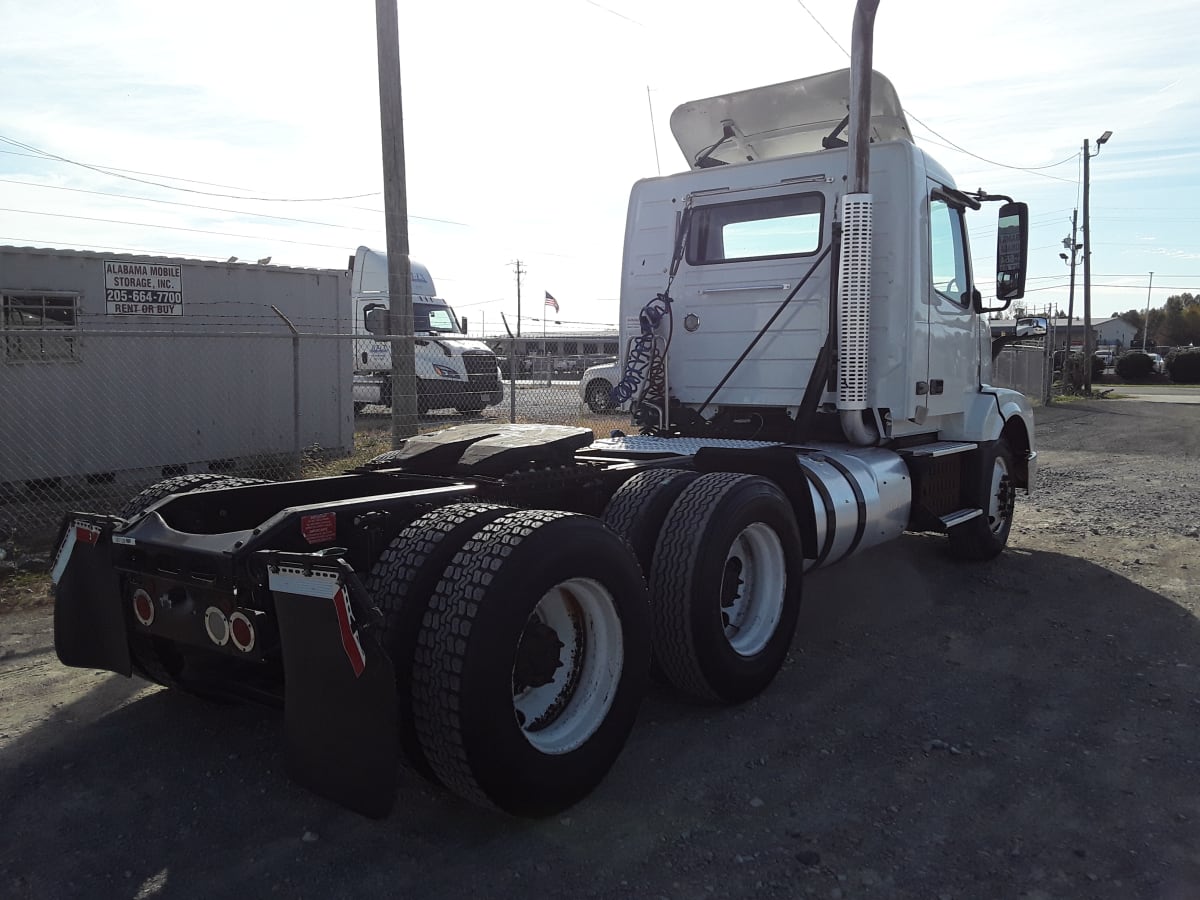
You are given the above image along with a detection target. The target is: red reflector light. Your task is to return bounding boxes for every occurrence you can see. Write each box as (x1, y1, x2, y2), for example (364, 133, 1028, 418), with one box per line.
(132, 589, 155, 627)
(229, 611, 255, 653)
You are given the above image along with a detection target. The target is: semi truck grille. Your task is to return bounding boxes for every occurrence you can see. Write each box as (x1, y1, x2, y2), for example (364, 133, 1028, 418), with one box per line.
(462, 353, 497, 375)
(463, 352, 500, 392)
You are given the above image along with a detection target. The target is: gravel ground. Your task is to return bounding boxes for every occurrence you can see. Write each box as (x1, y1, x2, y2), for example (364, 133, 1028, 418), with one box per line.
(1, 398, 1198, 900)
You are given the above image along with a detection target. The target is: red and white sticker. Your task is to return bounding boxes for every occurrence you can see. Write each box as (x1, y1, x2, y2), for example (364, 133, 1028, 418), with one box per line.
(75, 521, 101, 544)
(332, 587, 367, 678)
(51, 520, 101, 585)
(300, 512, 337, 545)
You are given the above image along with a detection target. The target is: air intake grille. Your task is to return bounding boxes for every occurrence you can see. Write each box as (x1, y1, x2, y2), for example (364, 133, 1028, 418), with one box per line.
(837, 193, 873, 409)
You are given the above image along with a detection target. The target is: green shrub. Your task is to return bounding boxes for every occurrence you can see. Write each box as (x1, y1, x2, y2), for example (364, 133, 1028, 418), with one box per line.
(1116, 351, 1154, 379)
(1166, 347, 1200, 384)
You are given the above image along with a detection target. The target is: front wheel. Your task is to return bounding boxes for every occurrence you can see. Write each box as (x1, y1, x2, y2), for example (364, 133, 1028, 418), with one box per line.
(411, 510, 651, 816)
(584, 380, 615, 413)
(948, 439, 1016, 561)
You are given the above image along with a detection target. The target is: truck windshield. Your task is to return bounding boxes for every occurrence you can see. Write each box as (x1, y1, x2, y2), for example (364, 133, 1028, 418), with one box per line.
(414, 301, 461, 334)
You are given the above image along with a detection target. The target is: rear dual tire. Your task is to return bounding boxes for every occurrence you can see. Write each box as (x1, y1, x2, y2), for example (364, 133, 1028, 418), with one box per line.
(410, 510, 651, 816)
(365, 502, 516, 781)
(648, 473, 803, 704)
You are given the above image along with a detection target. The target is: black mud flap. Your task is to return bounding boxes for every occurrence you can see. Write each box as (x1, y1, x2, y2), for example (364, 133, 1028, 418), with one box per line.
(52, 516, 132, 677)
(266, 552, 398, 819)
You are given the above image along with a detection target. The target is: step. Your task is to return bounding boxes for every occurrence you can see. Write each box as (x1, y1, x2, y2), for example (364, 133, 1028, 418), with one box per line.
(898, 440, 978, 459)
(940, 508, 983, 529)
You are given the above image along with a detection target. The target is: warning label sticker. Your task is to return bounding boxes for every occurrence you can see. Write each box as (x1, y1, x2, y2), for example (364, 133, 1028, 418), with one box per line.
(300, 512, 337, 545)
(104, 260, 184, 316)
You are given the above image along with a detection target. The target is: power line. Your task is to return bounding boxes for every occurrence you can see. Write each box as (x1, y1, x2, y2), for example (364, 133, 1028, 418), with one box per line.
(0, 133, 379, 202)
(906, 121, 1080, 183)
(0, 177, 465, 229)
(0, 207, 352, 251)
(0, 147, 252, 191)
(582, 0, 644, 26)
(0, 179, 376, 231)
(794, 0, 848, 56)
(790, 0, 1081, 183)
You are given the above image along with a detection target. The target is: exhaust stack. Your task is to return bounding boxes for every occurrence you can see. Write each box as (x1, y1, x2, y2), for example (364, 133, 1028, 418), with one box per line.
(838, 0, 881, 446)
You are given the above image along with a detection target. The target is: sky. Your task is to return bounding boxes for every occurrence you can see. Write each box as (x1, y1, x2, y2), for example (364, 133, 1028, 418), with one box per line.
(3, 0, 1199, 336)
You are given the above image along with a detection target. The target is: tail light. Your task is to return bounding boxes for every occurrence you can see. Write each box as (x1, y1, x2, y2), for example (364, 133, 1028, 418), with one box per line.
(229, 611, 256, 653)
(132, 589, 155, 627)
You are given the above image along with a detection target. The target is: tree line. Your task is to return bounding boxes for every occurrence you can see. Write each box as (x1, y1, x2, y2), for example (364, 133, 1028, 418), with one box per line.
(1113, 293, 1200, 349)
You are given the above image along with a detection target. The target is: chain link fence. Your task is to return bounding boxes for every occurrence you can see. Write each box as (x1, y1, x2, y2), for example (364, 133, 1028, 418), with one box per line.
(992, 339, 1050, 406)
(0, 330, 629, 552)
(3, 324, 1058, 554)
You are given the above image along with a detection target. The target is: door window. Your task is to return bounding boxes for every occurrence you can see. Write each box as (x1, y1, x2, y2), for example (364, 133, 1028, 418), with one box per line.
(930, 198, 970, 306)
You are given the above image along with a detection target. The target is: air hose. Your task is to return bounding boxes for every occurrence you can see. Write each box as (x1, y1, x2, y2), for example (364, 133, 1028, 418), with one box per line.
(610, 292, 672, 406)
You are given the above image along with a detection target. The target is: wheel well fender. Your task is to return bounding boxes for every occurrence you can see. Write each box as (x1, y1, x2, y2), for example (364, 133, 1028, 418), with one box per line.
(1000, 414, 1032, 489)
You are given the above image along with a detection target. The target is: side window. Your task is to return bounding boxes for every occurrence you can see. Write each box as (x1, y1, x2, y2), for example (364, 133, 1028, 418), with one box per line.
(2, 292, 81, 363)
(929, 198, 970, 306)
(687, 192, 823, 265)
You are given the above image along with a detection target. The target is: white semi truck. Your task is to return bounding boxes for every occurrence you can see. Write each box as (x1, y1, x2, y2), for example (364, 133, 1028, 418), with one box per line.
(51, 0, 1035, 820)
(349, 246, 503, 415)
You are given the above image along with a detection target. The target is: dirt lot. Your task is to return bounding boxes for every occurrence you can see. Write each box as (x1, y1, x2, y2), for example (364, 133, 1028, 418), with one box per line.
(1, 399, 1198, 900)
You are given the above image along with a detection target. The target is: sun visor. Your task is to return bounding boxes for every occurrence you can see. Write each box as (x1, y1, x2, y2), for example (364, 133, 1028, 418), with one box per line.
(669, 68, 911, 170)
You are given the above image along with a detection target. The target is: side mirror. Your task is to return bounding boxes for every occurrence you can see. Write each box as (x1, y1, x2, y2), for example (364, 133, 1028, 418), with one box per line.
(460, 316, 468, 334)
(995, 201, 1028, 303)
(364, 305, 389, 336)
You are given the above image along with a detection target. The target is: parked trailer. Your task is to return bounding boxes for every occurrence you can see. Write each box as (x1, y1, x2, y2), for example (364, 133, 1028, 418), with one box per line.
(52, 0, 1036, 819)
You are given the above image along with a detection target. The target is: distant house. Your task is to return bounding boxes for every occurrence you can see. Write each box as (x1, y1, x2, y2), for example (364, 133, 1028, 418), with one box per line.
(1094, 317, 1138, 350)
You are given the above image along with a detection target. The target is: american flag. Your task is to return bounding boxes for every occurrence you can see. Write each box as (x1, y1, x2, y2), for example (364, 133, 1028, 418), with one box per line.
(544, 291, 559, 313)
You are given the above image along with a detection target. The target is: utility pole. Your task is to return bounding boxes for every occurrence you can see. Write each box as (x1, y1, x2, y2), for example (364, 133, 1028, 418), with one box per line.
(511, 260, 526, 338)
(1082, 130, 1112, 395)
(1143, 271, 1154, 351)
(375, 0, 418, 443)
(1060, 209, 1080, 350)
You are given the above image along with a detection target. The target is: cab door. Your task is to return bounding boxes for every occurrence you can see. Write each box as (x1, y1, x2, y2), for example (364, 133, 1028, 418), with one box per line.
(925, 186, 978, 417)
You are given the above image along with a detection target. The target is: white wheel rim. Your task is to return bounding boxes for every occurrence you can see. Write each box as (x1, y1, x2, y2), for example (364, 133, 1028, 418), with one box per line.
(987, 455, 1014, 536)
(721, 522, 786, 657)
(512, 577, 624, 755)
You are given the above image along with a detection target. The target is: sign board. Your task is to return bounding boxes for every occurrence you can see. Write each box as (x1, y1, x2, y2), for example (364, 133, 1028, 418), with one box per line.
(104, 260, 184, 316)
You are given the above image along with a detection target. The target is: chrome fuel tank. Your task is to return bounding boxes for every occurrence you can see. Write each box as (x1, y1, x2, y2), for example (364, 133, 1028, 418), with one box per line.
(791, 444, 911, 570)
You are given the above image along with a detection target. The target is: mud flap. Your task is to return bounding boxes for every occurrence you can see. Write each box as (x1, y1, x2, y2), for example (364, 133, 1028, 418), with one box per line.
(52, 517, 132, 677)
(266, 553, 398, 819)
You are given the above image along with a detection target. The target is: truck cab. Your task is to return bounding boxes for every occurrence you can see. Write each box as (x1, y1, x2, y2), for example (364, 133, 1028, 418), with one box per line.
(350, 246, 502, 415)
(616, 69, 1031, 452)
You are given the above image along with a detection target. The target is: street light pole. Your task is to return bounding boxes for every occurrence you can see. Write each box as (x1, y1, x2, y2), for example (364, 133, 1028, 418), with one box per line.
(1081, 129, 1112, 395)
(1143, 271, 1154, 351)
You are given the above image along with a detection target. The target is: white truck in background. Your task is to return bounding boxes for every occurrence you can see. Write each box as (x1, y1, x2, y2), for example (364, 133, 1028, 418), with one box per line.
(349, 246, 503, 415)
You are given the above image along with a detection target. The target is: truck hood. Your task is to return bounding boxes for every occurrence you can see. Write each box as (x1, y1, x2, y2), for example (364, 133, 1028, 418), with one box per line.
(670, 68, 911, 169)
(424, 338, 492, 353)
